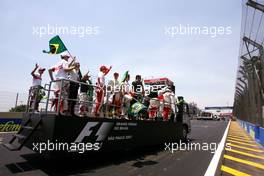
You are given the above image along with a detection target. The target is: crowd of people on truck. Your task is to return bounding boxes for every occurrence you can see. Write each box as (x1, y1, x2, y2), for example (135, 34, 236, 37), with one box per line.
(29, 54, 188, 122)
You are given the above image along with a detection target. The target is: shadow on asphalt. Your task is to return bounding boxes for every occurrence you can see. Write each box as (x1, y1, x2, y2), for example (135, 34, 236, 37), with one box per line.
(5, 146, 165, 176)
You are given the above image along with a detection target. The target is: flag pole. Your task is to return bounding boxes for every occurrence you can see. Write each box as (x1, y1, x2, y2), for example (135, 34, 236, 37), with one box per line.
(57, 35, 75, 66)
(67, 50, 75, 67)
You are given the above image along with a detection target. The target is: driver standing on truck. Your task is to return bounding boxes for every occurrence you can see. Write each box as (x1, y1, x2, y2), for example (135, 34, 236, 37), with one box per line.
(107, 72, 121, 117)
(121, 73, 132, 118)
(93, 65, 112, 117)
(158, 86, 176, 121)
(48, 54, 76, 114)
(131, 75, 145, 104)
(176, 96, 189, 123)
(30, 63, 46, 112)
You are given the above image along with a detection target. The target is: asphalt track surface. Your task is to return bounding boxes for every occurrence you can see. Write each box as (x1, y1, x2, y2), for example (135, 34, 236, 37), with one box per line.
(0, 120, 228, 176)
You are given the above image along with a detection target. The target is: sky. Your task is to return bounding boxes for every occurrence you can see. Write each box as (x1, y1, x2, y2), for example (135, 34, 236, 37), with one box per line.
(0, 0, 242, 109)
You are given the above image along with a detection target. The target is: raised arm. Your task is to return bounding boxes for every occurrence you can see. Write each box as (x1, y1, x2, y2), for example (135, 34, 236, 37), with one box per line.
(68, 56, 76, 67)
(31, 63, 38, 77)
(63, 65, 76, 72)
(63, 60, 76, 72)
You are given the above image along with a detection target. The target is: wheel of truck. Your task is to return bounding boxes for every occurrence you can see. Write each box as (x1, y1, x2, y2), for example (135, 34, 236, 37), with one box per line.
(182, 125, 188, 142)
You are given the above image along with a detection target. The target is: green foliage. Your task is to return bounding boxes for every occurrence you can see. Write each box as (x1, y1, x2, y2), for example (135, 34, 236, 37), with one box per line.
(9, 105, 27, 112)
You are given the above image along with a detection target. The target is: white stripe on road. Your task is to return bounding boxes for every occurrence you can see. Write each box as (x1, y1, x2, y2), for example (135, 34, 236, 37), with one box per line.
(204, 120, 231, 176)
(0, 131, 16, 134)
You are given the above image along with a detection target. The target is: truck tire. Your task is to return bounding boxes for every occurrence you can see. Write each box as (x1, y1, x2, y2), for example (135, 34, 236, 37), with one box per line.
(182, 125, 188, 142)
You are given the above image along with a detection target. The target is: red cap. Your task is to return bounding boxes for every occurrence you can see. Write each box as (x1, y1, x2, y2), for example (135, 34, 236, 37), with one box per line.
(100, 65, 107, 71)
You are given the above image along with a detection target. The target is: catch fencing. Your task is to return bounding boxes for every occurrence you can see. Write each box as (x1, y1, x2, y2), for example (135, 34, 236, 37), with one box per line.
(233, 0, 264, 127)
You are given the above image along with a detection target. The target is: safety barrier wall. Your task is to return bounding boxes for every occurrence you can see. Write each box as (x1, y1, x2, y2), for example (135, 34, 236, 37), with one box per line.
(238, 119, 264, 147)
(0, 112, 22, 132)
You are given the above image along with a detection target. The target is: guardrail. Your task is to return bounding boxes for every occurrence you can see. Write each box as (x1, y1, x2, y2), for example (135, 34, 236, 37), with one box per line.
(238, 119, 264, 147)
(25, 79, 190, 121)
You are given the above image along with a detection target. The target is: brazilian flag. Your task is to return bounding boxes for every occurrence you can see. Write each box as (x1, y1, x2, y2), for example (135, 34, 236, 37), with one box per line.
(121, 71, 129, 82)
(43, 35, 67, 54)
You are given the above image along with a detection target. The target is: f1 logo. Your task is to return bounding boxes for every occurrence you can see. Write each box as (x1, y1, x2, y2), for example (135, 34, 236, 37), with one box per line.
(75, 122, 114, 143)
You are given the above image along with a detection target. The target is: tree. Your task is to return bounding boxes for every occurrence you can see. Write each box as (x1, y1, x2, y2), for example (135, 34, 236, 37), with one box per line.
(9, 105, 27, 112)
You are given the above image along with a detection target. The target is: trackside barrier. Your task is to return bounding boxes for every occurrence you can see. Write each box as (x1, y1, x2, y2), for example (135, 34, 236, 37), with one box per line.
(238, 119, 264, 147)
(0, 112, 22, 132)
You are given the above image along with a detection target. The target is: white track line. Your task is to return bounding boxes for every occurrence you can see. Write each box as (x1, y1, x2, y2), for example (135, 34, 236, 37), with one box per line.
(204, 120, 231, 176)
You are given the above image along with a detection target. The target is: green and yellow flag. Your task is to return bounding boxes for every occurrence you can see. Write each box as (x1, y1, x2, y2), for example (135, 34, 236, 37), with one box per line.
(43, 35, 67, 54)
(121, 71, 129, 82)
